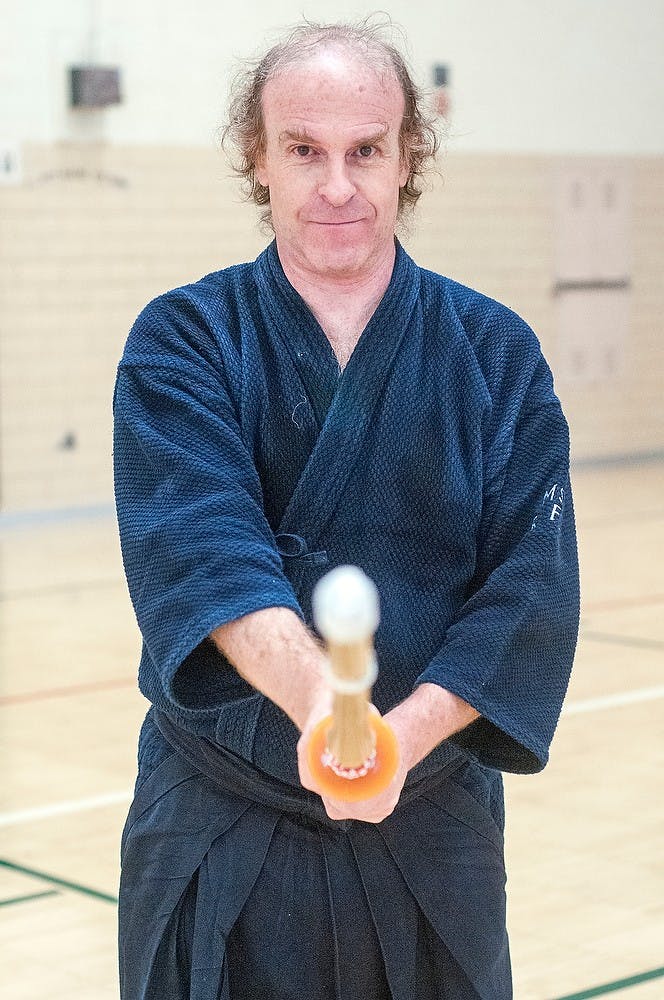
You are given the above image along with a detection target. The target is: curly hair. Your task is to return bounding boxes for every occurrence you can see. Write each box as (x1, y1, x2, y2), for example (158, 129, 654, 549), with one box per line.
(222, 17, 441, 227)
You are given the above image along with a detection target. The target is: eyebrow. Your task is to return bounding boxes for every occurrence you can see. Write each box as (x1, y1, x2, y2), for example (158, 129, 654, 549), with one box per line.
(278, 126, 391, 146)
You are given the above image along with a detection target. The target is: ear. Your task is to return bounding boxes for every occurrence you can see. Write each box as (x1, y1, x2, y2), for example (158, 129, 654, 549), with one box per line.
(254, 153, 269, 188)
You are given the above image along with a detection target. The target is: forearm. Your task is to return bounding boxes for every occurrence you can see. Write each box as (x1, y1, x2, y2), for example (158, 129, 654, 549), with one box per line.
(385, 683, 480, 771)
(212, 612, 478, 783)
(210, 607, 327, 731)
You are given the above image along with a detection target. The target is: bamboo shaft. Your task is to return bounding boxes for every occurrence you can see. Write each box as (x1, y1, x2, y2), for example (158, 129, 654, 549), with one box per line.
(326, 638, 376, 768)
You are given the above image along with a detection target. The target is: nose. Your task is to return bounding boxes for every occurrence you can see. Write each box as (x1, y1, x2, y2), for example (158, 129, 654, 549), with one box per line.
(318, 158, 356, 207)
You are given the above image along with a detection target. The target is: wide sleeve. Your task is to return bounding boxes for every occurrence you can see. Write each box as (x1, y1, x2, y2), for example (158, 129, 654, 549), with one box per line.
(414, 349, 580, 774)
(113, 305, 302, 721)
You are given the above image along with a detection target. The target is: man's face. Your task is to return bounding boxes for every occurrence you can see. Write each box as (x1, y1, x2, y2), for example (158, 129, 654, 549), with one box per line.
(255, 49, 409, 281)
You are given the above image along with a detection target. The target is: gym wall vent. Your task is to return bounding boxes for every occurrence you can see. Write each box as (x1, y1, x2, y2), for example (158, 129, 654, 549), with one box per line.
(69, 66, 122, 108)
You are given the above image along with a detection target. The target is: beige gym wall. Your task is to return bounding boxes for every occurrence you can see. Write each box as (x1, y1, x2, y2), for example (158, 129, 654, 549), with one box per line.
(1, 144, 662, 511)
(3, 1, 663, 513)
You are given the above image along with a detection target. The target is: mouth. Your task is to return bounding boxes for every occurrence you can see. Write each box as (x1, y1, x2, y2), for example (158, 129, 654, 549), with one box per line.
(308, 219, 365, 226)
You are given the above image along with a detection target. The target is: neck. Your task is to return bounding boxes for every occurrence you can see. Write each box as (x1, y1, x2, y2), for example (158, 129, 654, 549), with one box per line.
(276, 240, 397, 365)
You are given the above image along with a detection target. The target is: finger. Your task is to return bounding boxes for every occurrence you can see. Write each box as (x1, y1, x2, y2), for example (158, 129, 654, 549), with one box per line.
(297, 760, 321, 794)
(322, 794, 391, 824)
(322, 797, 353, 821)
(296, 738, 320, 792)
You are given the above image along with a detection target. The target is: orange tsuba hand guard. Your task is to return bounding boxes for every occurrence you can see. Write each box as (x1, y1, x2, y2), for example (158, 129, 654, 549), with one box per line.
(308, 566, 399, 802)
(307, 710, 400, 801)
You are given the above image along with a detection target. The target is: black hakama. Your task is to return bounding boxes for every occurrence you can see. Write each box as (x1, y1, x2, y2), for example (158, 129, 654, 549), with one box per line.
(119, 713, 511, 1000)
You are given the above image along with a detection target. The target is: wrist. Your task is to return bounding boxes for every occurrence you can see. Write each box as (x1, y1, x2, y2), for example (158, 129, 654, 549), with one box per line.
(386, 683, 480, 771)
(289, 675, 329, 732)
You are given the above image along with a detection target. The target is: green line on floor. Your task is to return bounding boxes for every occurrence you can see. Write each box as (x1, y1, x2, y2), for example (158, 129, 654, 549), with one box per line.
(0, 858, 118, 905)
(553, 965, 664, 999)
(0, 889, 60, 907)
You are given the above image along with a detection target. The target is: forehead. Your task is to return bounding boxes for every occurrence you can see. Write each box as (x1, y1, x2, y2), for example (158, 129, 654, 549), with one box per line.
(261, 49, 405, 134)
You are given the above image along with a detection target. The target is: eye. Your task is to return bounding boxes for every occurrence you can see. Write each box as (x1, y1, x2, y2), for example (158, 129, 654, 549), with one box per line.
(295, 145, 311, 157)
(357, 145, 375, 158)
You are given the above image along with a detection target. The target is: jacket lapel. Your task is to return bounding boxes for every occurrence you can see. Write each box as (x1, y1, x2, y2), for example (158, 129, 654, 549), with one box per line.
(254, 241, 422, 548)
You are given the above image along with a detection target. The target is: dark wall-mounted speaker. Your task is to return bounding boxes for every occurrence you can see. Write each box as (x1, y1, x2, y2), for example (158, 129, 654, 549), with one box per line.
(69, 66, 122, 108)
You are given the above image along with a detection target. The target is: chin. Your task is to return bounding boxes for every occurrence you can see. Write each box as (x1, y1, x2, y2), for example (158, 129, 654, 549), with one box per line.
(305, 234, 374, 276)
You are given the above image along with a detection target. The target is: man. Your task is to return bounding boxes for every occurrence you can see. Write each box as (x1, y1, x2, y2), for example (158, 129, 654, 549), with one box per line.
(114, 19, 579, 1000)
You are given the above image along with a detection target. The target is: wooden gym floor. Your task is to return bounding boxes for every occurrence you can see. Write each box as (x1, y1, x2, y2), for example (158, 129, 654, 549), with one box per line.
(1, 460, 663, 999)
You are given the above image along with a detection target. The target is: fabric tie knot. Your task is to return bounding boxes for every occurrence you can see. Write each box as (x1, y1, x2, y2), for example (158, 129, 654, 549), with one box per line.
(275, 532, 329, 566)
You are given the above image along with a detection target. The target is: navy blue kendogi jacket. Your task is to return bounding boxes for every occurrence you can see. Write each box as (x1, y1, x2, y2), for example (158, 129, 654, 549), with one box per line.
(113, 240, 579, 1000)
(114, 239, 579, 786)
